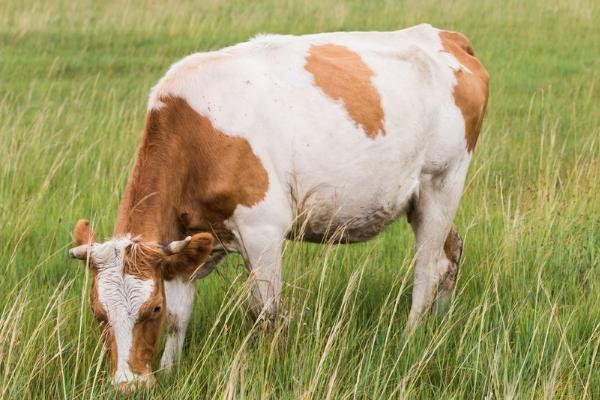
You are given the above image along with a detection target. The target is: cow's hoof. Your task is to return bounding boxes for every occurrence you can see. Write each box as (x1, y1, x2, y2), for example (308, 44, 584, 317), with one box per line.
(159, 354, 176, 375)
(256, 313, 276, 331)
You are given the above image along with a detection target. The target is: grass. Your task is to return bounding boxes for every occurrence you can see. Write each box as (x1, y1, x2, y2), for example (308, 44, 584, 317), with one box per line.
(1, 0, 599, 398)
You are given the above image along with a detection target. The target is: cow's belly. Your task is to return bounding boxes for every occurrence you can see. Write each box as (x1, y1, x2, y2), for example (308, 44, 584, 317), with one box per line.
(288, 175, 419, 243)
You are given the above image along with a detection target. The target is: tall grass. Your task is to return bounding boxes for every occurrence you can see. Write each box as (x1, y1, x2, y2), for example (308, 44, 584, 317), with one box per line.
(0, 0, 599, 398)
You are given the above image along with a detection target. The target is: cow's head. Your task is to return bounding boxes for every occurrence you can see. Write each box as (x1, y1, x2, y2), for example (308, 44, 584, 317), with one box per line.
(68, 220, 213, 391)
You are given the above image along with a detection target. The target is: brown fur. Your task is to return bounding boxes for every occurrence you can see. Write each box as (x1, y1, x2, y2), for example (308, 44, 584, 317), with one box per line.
(73, 219, 96, 245)
(305, 44, 386, 138)
(441, 226, 463, 297)
(439, 31, 489, 152)
(115, 96, 268, 248)
(89, 273, 119, 375)
(128, 281, 165, 376)
(123, 243, 162, 279)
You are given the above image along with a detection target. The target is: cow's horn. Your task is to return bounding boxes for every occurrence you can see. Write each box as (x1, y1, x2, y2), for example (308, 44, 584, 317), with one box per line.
(165, 236, 192, 255)
(69, 244, 91, 260)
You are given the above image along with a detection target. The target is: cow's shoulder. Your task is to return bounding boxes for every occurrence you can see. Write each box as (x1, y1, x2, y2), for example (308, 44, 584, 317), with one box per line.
(148, 51, 230, 109)
(439, 30, 489, 152)
(146, 96, 269, 209)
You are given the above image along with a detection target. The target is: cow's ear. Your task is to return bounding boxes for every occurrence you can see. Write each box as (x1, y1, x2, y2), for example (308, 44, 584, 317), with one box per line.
(69, 219, 97, 262)
(73, 219, 97, 245)
(162, 233, 213, 259)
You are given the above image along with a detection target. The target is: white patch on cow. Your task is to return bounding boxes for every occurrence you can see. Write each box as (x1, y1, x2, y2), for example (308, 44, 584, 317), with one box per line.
(90, 236, 155, 384)
(159, 278, 196, 371)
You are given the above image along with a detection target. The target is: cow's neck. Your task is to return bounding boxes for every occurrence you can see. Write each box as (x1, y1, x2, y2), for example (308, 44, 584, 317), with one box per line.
(114, 96, 256, 244)
(114, 128, 181, 241)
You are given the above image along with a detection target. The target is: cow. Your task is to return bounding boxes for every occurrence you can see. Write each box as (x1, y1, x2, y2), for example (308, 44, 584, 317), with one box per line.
(68, 23, 488, 390)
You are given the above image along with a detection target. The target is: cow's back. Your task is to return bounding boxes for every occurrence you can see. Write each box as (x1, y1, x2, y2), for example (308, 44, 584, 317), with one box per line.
(148, 24, 488, 242)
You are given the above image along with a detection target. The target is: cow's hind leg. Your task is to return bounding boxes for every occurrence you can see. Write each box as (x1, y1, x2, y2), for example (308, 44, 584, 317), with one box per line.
(406, 165, 468, 333)
(159, 278, 196, 372)
(436, 226, 463, 313)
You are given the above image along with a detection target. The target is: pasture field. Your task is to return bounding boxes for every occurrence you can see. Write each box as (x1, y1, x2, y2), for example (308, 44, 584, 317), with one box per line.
(1, 0, 599, 398)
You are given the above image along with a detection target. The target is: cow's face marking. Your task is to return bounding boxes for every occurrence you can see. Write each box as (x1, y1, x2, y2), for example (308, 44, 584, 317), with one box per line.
(305, 44, 385, 138)
(88, 237, 164, 388)
(439, 31, 489, 152)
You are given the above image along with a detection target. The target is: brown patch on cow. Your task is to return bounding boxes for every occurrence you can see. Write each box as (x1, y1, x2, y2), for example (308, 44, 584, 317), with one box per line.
(115, 96, 267, 277)
(115, 96, 268, 238)
(129, 284, 165, 376)
(441, 226, 463, 297)
(443, 226, 463, 266)
(129, 319, 162, 375)
(305, 44, 385, 138)
(439, 31, 489, 152)
(114, 233, 214, 281)
(115, 243, 175, 375)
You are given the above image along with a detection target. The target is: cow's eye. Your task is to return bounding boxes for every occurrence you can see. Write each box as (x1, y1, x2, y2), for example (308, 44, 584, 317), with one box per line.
(140, 302, 163, 321)
(94, 312, 106, 323)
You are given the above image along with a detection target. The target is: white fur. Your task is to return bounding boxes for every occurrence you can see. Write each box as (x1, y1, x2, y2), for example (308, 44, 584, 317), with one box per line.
(159, 278, 196, 371)
(90, 237, 155, 384)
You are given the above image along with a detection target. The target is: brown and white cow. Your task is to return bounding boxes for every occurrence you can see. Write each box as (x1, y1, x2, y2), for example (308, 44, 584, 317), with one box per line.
(69, 24, 488, 389)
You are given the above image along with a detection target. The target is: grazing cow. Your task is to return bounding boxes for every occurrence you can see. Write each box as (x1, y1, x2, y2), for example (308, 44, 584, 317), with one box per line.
(68, 23, 488, 390)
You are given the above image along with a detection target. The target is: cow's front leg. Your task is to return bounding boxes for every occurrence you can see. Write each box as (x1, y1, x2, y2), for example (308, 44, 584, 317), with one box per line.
(239, 227, 285, 325)
(159, 277, 196, 372)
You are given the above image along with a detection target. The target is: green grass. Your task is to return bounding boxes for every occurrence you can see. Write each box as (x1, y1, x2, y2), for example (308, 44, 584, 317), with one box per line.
(1, 0, 599, 398)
